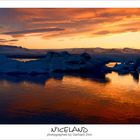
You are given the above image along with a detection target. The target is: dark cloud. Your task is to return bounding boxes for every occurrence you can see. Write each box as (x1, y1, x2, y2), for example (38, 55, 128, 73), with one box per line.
(94, 30, 110, 35)
(3, 28, 64, 36)
(0, 38, 18, 43)
(94, 27, 140, 36)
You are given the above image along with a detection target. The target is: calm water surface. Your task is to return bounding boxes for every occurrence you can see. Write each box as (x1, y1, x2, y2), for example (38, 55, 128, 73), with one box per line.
(13, 58, 38, 62)
(0, 72, 140, 124)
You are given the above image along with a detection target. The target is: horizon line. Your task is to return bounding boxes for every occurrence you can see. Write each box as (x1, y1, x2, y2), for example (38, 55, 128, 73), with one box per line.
(0, 44, 138, 50)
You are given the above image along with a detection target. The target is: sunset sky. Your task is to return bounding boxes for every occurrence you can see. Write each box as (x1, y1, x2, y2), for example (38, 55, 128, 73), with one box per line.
(0, 8, 140, 49)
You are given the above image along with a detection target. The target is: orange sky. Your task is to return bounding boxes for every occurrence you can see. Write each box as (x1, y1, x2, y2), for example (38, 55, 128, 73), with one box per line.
(0, 8, 140, 49)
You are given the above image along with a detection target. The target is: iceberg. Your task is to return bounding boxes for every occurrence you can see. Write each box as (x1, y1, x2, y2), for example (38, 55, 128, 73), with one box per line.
(0, 52, 107, 74)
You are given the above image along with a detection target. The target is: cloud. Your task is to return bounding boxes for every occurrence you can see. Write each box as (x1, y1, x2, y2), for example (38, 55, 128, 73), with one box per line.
(0, 8, 140, 39)
(0, 38, 18, 43)
(94, 30, 110, 35)
(2, 28, 64, 36)
(94, 20, 140, 36)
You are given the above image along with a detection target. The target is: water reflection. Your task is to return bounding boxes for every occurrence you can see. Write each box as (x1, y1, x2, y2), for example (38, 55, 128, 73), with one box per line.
(0, 72, 110, 86)
(0, 72, 140, 124)
(117, 72, 140, 83)
(13, 58, 38, 62)
(0, 74, 50, 85)
(130, 72, 139, 83)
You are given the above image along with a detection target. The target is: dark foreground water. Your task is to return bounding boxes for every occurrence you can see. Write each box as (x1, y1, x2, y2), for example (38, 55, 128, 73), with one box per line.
(0, 72, 140, 124)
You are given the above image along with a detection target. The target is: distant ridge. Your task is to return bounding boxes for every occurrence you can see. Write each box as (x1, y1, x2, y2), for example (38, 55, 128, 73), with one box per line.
(35, 47, 140, 54)
(0, 45, 27, 50)
(1, 45, 140, 58)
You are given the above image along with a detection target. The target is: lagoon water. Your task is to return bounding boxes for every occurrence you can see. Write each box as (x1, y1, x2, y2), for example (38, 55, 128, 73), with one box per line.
(0, 71, 140, 124)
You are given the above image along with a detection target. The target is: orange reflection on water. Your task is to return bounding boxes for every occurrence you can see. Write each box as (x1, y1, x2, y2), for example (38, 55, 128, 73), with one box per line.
(0, 72, 140, 123)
